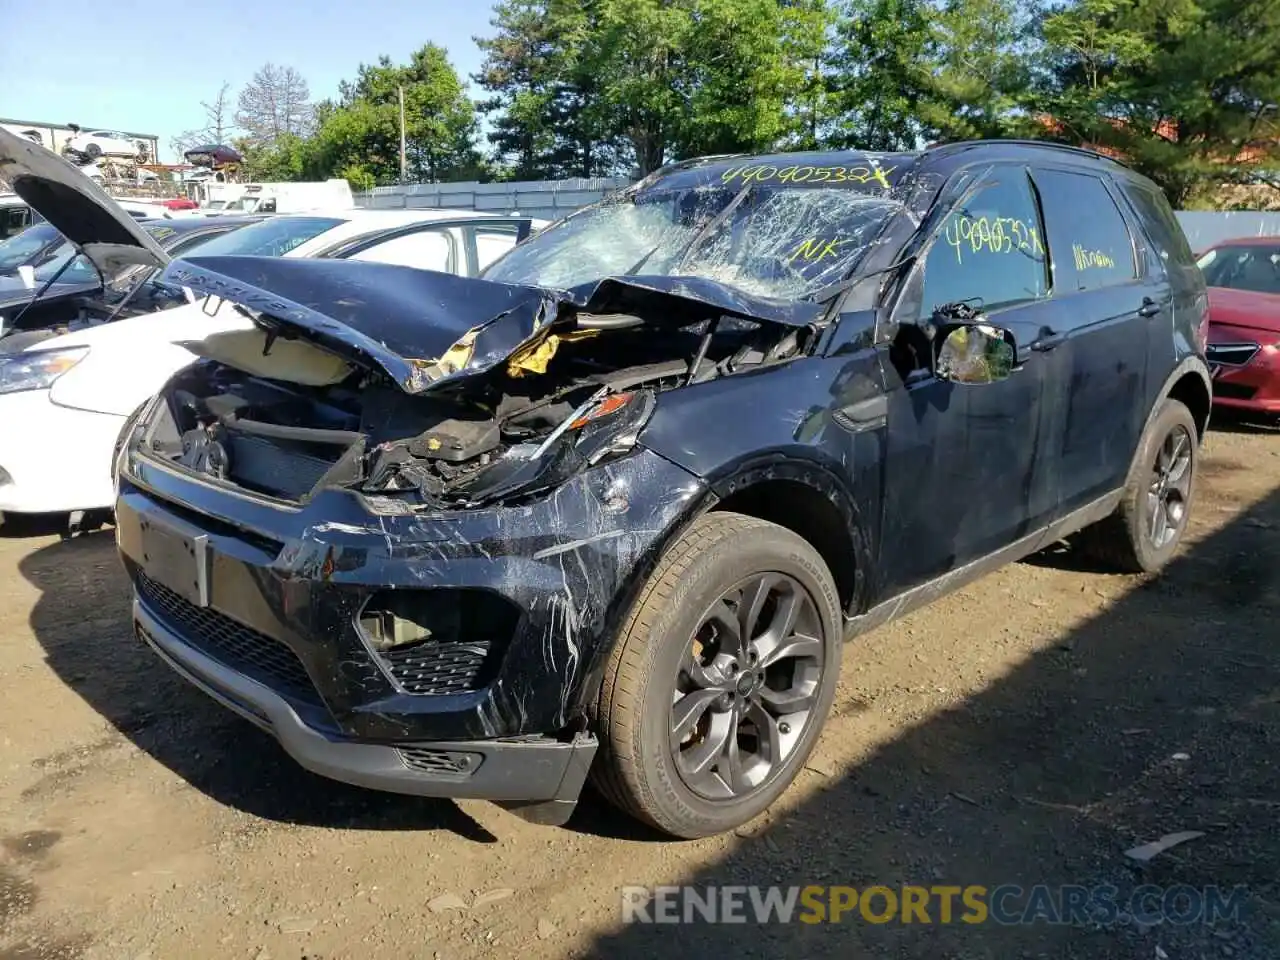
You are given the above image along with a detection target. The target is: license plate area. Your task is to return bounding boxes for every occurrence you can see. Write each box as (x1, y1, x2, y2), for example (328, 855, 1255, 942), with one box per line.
(132, 514, 211, 608)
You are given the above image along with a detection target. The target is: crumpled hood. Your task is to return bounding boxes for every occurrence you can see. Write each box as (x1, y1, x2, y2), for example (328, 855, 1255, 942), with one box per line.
(0, 126, 170, 274)
(161, 254, 823, 394)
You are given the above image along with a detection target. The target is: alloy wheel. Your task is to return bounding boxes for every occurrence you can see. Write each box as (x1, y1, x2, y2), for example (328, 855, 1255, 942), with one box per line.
(1147, 424, 1193, 550)
(670, 572, 826, 801)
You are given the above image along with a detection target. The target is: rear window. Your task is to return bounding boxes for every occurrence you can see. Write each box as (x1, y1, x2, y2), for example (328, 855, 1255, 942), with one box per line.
(1124, 183, 1195, 265)
(181, 216, 345, 259)
(1033, 169, 1138, 292)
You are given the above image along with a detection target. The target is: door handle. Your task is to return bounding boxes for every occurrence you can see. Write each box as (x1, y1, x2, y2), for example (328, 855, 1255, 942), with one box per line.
(1138, 297, 1162, 318)
(1030, 330, 1065, 352)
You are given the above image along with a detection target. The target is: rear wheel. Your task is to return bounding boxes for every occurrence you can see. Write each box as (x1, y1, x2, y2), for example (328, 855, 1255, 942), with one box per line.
(84, 142, 102, 159)
(1078, 398, 1198, 573)
(592, 512, 842, 838)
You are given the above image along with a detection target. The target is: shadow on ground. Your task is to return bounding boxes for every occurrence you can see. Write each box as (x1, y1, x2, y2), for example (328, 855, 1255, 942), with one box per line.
(1205, 407, 1280, 437)
(584, 487, 1280, 959)
(13, 475, 1280, 954)
(17, 531, 498, 842)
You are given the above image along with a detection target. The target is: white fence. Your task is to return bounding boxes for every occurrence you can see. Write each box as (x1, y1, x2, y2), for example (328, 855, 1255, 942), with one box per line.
(356, 177, 632, 221)
(1175, 212, 1280, 251)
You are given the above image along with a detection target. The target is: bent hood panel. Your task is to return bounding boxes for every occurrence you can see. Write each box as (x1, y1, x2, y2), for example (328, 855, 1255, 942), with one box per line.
(164, 255, 562, 393)
(0, 128, 170, 273)
(566, 275, 825, 328)
(161, 255, 821, 394)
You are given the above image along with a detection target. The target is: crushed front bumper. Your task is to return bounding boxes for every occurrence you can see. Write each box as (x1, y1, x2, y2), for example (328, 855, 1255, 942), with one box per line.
(135, 600, 598, 822)
(115, 444, 706, 818)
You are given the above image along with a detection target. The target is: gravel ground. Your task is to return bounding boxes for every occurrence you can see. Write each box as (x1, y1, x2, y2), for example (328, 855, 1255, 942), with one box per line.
(0, 417, 1276, 960)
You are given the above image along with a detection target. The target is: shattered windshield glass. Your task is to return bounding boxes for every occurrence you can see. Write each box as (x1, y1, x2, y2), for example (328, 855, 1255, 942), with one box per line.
(483, 181, 904, 301)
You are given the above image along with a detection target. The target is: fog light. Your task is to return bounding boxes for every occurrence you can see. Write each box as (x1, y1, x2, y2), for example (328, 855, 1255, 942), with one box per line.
(357, 589, 521, 695)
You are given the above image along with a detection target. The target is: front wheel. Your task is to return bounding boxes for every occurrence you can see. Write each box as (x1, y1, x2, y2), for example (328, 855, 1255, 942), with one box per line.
(1078, 397, 1198, 573)
(592, 512, 843, 838)
(84, 142, 102, 159)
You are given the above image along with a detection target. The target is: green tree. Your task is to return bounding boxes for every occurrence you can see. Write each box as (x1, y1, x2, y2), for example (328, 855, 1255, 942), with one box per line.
(296, 44, 481, 187)
(826, 0, 935, 150)
(1033, 0, 1280, 204)
(235, 133, 306, 182)
(575, 0, 825, 175)
(826, 0, 1031, 150)
(338, 44, 482, 183)
(778, 0, 837, 150)
(918, 0, 1034, 141)
(474, 0, 562, 178)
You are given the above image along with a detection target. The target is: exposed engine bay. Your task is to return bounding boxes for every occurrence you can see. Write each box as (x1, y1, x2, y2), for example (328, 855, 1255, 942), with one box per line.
(142, 310, 809, 509)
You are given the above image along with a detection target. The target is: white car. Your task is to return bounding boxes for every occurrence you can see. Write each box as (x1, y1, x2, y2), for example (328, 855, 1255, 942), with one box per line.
(63, 130, 149, 162)
(0, 127, 540, 520)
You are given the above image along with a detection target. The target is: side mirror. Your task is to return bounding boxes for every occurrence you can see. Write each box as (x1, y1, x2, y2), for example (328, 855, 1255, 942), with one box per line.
(935, 323, 1016, 384)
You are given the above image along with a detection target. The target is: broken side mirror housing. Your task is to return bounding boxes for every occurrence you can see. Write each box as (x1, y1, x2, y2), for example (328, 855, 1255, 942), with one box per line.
(935, 322, 1016, 385)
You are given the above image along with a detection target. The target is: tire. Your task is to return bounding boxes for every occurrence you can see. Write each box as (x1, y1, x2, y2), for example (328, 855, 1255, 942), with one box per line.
(1077, 398, 1198, 574)
(84, 142, 102, 159)
(592, 511, 843, 838)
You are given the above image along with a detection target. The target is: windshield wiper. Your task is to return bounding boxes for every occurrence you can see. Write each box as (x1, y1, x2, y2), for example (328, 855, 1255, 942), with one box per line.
(672, 181, 756, 272)
(804, 253, 918, 306)
(624, 244, 662, 276)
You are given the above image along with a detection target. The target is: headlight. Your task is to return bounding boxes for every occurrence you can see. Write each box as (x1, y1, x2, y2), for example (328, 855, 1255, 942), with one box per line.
(0, 347, 89, 395)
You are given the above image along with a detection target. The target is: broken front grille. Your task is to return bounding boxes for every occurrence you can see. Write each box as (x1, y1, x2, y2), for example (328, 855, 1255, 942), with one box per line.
(358, 589, 519, 696)
(135, 571, 321, 706)
(381, 643, 496, 696)
(397, 747, 482, 776)
(1207, 342, 1261, 367)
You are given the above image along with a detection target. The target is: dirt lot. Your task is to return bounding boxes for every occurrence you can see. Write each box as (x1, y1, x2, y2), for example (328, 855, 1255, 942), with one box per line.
(0, 419, 1277, 960)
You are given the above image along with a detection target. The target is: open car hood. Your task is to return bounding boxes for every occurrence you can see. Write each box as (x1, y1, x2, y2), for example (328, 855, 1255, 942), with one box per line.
(162, 255, 824, 394)
(0, 126, 170, 274)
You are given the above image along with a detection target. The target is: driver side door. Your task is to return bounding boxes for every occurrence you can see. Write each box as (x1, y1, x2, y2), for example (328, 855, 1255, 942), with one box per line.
(877, 165, 1067, 596)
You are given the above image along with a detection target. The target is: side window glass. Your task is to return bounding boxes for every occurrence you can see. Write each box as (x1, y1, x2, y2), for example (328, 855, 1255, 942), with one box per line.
(472, 225, 519, 271)
(1123, 184, 1193, 265)
(1, 208, 28, 240)
(1033, 169, 1138, 291)
(918, 171, 1049, 319)
(346, 229, 455, 273)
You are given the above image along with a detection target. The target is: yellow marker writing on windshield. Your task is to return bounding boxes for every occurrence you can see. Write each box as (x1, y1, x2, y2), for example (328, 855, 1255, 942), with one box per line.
(722, 164, 895, 190)
(787, 237, 847, 264)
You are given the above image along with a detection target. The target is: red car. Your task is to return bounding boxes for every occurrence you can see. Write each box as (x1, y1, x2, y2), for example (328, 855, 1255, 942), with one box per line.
(1198, 237, 1280, 419)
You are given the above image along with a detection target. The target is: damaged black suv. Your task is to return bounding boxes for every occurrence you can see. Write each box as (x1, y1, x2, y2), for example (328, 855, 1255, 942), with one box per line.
(27, 139, 1211, 837)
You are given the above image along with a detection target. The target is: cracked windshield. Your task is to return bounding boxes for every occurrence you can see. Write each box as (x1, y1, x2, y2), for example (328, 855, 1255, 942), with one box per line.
(484, 182, 903, 300)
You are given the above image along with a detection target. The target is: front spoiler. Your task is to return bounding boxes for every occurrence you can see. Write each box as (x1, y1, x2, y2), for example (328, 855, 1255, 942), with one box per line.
(134, 597, 599, 826)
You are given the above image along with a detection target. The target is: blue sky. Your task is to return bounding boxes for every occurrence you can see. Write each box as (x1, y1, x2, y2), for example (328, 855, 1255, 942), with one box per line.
(0, 0, 498, 162)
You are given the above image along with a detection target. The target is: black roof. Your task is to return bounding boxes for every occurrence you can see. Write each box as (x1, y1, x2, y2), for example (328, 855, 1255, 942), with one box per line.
(643, 148, 921, 193)
(642, 139, 1130, 194)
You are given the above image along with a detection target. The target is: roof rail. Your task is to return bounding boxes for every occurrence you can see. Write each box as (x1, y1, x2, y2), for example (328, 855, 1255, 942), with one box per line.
(927, 138, 1131, 169)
